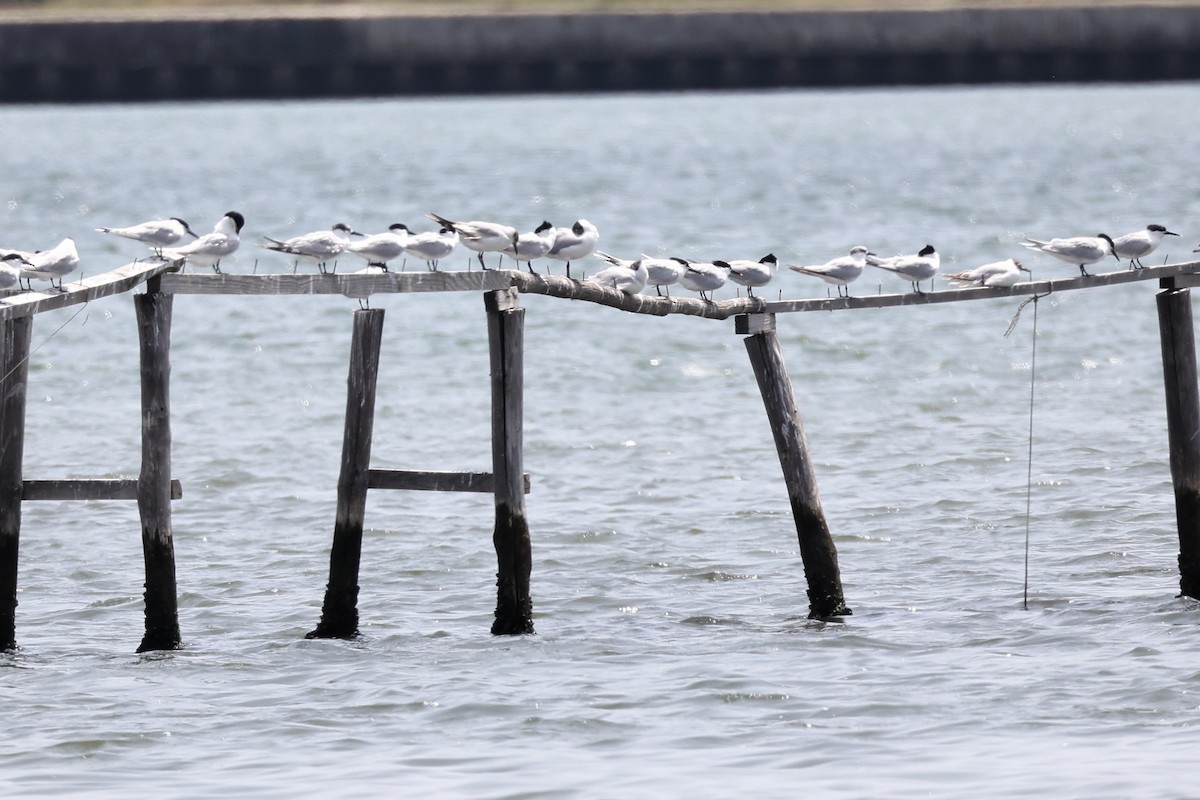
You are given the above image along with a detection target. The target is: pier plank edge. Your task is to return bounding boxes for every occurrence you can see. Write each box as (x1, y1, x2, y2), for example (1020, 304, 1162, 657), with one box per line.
(0, 260, 178, 320)
(9, 261, 1196, 323)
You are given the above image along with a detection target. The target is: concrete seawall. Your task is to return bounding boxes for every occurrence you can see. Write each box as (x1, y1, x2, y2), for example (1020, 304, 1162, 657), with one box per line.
(1, 5, 1199, 103)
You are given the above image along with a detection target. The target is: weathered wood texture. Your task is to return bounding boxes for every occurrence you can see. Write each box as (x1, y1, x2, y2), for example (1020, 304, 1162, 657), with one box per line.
(762, 261, 1200, 314)
(485, 289, 534, 635)
(743, 321, 850, 619)
(309, 308, 386, 640)
(159, 270, 513, 296)
(511, 261, 1200, 319)
(509, 271, 766, 319)
(0, 260, 176, 321)
(368, 469, 530, 494)
(22, 479, 182, 501)
(0, 315, 31, 650)
(135, 291, 181, 652)
(1156, 284, 1200, 600)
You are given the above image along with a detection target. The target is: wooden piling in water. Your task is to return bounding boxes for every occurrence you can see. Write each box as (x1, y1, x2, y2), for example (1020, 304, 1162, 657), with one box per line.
(485, 289, 534, 635)
(134, 287, 182, 652)
(0, 315, 31, 651)
(738, 313, 850, 619)
(309, 307, 385, 639)
(1156, 283, 1200, 600)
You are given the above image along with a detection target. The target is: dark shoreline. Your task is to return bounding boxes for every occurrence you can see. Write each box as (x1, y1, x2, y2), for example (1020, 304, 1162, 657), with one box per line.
(1, 6, 1199, 103)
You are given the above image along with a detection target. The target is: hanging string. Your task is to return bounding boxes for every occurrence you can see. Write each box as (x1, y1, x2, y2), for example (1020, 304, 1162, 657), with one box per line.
(0, 301, 91, 386)
(1005, 292, 1048, 610)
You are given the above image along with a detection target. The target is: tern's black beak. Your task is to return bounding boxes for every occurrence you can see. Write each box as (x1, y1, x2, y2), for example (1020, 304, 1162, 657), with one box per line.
(1098, 234, 1119, 261)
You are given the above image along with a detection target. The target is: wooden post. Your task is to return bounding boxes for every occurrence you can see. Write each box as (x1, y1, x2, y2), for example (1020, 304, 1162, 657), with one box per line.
(309, 308, 385, 639)
(0, 315, 31, 651)
(738, 313, 850, 619)
(1156, 283, 1200, 600)
(485, 289, 533, 635)
(135, 287, 182, 652)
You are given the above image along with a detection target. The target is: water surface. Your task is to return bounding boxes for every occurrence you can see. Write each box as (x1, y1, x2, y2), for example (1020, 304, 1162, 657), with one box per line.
(2, 84, 1200, 797)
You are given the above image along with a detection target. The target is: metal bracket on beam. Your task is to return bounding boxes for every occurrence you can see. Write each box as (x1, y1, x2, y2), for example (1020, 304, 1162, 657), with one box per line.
(735, 313, 776, 335)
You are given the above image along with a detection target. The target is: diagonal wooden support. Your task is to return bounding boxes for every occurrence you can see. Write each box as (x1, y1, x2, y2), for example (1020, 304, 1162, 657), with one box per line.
(738, 313, 850, 619)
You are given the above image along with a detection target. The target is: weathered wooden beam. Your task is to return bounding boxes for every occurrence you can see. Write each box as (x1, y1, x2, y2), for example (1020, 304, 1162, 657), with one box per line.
(309, 307, 386, 640)
(1156, 283, 1200, 600)
(0, 260, 176, 321)
(0, 315, 31, 651)
(367, 469, 530, 494)
(135, 290, 182, 652)
(485, 288, 534, 635)
(742, 315, 850, 619)
(509, 271, 765, 319)
(21, 479, 182, 501)
(761, 261, 1200, 315)
(158, 270, 513, 296)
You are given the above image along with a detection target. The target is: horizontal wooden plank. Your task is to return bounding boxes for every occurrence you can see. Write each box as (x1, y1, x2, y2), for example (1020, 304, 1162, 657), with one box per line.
(22, 479, 183, 501)
(158, 269, 514, 296)
(0, 260, 177, 320)
(368, 469, 531, 494)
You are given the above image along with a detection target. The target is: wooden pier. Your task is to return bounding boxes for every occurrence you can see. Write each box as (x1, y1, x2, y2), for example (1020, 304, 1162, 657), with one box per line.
(3, 258, 1200, 651)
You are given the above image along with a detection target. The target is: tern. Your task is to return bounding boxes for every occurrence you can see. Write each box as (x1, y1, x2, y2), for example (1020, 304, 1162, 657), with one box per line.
(404, 227, 459, 272)
(788, 246, 870, 297)
(504, 221, 555, 273)
(344, 223, 411, 270)
(19, 237, 79, 292)
(545, 219, 599, 279)
(0, 253, 27, 291)
(1021, 233, 1117, 277)
(677, 258, 730, 302)
(944, 258, 1029, 288)
(427, 213, 517, 270)
(1111, 224, 1179, 269)
(162, 211, 244, 273)
(716, 254, 777, 297)
(260, 222, 356, 274)
(585, 258, 647, 295)
(868, 244, 940, 293)
(641, 255, 687, 297)
(95, 217, 197, 256)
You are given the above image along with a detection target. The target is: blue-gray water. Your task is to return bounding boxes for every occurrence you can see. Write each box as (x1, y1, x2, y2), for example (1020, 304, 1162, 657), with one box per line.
(3, 84, 1200, 798)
